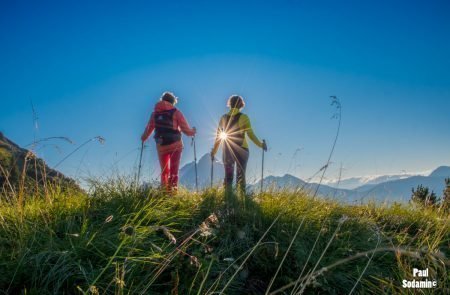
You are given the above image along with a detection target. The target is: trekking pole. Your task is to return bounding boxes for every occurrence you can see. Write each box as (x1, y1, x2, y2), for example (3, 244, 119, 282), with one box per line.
(210, 154, 214, 189)
(136, 141, 144, 186)
(261, 140, 266, 193)
(192, 136, 199, 193)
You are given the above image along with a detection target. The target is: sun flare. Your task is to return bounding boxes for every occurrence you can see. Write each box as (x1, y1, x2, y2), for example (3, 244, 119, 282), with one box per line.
(219, 131, 228, 141)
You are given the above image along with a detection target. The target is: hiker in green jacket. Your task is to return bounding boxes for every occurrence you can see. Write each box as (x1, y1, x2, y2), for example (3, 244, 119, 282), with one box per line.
(211, 95, 267, 193)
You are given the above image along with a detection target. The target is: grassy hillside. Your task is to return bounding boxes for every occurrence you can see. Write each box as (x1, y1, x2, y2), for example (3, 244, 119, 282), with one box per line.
(0, 132, 78, 195)
(0, 180, 449, 294)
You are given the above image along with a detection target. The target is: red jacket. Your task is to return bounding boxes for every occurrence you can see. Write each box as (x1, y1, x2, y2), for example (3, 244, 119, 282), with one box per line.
(141, 100, 195, 152)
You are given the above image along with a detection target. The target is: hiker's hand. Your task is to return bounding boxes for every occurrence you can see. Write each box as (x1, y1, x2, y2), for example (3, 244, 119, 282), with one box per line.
(141, 134, 146, 142)
(210, 151, 215, 161)
(262, 140, 267, 152)
(192, 127, 197, 135)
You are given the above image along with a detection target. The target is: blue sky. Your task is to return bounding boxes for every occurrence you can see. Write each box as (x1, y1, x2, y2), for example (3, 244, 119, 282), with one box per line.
(1, 0, 449, 183)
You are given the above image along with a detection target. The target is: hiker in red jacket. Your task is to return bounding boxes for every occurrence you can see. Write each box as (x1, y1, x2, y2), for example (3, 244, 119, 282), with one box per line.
(141, 92, 196, 192)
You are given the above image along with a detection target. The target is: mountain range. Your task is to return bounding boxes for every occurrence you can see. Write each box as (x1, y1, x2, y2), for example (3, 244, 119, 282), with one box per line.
(322, 173, 429, 190)
(2, 132, 447, 204)
(179, 153, 225, 189)
(179, 154, 450, 204)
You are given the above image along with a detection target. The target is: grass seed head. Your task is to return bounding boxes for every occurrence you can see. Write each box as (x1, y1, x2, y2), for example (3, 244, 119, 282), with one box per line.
(160, 226, 177, 244)
(89, 285, 99, 295)
(190, 255, 200, 268)
(206, 213, 219, 225)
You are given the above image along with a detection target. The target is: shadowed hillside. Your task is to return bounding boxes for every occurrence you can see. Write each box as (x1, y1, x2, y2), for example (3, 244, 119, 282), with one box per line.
(0, 132, 78, 194)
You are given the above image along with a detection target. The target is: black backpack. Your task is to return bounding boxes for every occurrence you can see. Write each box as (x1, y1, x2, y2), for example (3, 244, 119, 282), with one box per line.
(221, 113, 245, 147)
(154, 109, 182, 145)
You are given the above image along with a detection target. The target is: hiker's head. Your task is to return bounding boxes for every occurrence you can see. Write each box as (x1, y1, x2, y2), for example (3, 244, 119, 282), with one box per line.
(227, 95, 245, 110)
(160, 91, 178, 105)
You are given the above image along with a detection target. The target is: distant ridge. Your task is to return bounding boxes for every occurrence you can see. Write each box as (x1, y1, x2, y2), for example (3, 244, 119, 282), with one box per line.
(429, 166, 450, 178)
(178, 153, 450, 203)
(179, 153, 224, 189)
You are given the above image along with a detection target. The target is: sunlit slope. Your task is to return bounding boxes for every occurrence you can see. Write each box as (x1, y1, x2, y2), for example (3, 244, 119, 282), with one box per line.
(1, 182, 448, 294)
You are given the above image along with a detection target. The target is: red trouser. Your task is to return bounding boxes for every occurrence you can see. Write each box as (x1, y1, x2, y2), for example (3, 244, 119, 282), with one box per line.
(158, 147, 182, 191)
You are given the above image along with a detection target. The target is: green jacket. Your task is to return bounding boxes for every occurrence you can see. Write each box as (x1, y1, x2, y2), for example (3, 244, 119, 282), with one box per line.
(212, 108, 263, 156)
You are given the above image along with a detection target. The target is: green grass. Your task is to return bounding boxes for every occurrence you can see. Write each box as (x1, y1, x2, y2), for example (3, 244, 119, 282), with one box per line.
(0, 179, 449, 295)
(0, 147, 13, 168)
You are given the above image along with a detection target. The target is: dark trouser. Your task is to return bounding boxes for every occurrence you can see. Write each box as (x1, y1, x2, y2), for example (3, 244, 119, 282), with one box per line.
(223, 146, 249, 193)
